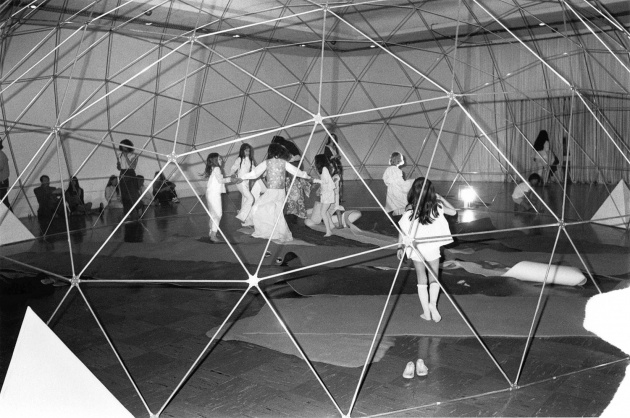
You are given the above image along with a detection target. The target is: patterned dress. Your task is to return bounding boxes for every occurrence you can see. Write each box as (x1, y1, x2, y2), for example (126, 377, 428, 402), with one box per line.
(241, 158, 310, 242)
(285, 175, 311, 218)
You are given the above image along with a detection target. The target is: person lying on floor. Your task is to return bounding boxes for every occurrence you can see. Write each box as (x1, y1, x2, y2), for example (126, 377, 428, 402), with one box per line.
(304, 201, 361, 229)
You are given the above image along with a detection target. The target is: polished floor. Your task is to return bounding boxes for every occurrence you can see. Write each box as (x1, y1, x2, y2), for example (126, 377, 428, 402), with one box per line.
(1, 181, 629, 417)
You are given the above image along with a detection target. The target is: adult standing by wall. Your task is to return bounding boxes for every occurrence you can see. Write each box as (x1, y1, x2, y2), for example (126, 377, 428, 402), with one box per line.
(116, 139, 140, 220)
(532, 130, 557, 186)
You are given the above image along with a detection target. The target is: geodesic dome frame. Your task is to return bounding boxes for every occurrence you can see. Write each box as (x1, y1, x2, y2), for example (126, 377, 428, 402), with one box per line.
(1, 1, 630, 416)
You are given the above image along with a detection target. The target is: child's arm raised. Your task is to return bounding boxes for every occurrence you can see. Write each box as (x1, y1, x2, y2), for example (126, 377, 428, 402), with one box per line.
(436, 193, 457, 216)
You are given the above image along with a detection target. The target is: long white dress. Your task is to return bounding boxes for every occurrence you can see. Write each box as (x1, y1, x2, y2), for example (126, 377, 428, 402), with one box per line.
(230, 156, 254, 225)
(240, 158, 309, 242)
(383, 166, 414, 215)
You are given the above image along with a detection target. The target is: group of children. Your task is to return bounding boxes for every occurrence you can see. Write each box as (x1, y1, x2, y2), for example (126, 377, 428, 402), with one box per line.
(202, 137, 343, 243)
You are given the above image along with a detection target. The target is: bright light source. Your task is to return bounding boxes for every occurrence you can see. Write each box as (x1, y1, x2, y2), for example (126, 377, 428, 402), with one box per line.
(233, 34, 240, 38)
(460, 187, 476, 207)
(460, 209, 475, 223)
(300, 44, 306, 47)
(539, 22, 545, 26)
(29, 4, 37, 8)
(370, 44, 376, 48)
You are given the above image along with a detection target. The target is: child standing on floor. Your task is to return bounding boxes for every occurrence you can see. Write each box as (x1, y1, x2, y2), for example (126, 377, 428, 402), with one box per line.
(313, 154, 336, 237)
(203, 153, 238, 243)
(397, 177, 456, 323)
(230, 143, 256, 226)
(383, 151, 414, 221)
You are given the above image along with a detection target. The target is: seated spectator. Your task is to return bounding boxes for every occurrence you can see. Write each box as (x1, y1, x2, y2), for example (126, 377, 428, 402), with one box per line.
(512, 173, 541, 212)
(104, 175, 123, 209)
(34, 175, 63, 220)
(65, 176, 93, 214)
(152, 172, 179, 205)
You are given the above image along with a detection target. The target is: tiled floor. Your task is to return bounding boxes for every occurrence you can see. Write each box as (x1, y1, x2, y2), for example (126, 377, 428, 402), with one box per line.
(1, 181, 629, 417)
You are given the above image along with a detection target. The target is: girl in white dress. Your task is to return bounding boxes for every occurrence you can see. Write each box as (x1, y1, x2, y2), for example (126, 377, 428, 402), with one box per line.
(230, 143, 255, 226)
(238, 143, 312, 242)
(203, 153, 237, 243)
(397, 177, 456, 323)
(383, 152, 414, 218)
(314, 154, 336, 237)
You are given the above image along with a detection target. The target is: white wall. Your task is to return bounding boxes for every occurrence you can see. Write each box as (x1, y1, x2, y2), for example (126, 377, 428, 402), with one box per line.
(2, 24, 629, 217)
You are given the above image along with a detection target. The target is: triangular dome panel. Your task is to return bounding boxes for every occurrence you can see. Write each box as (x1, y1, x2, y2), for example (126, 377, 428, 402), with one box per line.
(0, 308, 133, 418)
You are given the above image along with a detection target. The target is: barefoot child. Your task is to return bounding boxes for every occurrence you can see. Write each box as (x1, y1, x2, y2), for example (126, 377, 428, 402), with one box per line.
(203, 153, 238, 242)
(230, 143, 256, 225)
(397, 177, 456, 323)
(313, 154, 336, 237)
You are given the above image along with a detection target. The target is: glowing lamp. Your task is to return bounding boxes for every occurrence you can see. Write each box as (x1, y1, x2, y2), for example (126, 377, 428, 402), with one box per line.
(460, 187, 476, 208)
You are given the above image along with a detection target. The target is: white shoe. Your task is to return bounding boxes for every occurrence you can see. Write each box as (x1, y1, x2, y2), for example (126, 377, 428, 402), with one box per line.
(403, 361, 415, 379)
(416, 359, 428, 376)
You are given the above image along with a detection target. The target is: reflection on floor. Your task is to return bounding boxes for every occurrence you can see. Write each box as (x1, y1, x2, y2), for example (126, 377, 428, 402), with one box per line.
(1, 181, 629, 417)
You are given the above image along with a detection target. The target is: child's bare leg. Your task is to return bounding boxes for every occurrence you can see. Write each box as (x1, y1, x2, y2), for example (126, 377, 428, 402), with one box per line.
(426, 258, 442, 322)
(413, 259, 431, 321)
(321, 203, 333, 236)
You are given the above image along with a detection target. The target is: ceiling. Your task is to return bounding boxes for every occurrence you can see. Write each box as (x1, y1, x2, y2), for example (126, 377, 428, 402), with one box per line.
(8, 0, 630, 51)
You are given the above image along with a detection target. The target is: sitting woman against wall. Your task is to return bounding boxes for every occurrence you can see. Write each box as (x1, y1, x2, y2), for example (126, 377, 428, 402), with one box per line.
(104, 175, 123, 209)
(65, 176, 93, 214)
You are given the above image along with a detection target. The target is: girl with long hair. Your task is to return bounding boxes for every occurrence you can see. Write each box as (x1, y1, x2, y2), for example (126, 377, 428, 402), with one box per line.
(237, 142, 313, 242)
(314, 154, 336, 237)
(65, 176, 92, 214)
(104, 175, 123, 209)
(230, 143, 256, 225)
(397, 177, 456, 323)
(204, 153, 237, 242)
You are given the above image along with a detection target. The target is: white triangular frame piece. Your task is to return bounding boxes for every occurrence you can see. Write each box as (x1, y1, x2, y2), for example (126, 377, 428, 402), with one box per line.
(591, 180, 630, 229)
(0, 205, 35, 246)
(0, 308, 133, 418)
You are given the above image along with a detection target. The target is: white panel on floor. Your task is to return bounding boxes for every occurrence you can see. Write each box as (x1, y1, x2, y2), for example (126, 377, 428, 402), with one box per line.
(591, 180, 630, 229)
(0, 307, 133, 418)
(0, 205, 34, 246)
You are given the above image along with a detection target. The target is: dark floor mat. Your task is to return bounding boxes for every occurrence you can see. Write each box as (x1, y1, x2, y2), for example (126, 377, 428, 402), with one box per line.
(351, 210, 398, 237)
(498, 234, 630, 254)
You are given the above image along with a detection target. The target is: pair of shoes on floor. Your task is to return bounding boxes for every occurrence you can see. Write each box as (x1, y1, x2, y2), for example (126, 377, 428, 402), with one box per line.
(403, 359, 429, 379)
